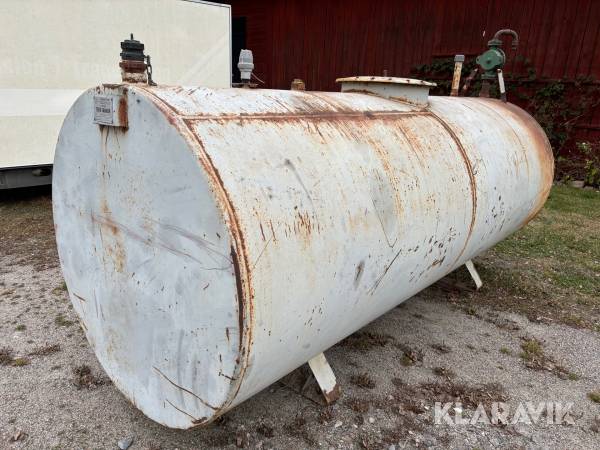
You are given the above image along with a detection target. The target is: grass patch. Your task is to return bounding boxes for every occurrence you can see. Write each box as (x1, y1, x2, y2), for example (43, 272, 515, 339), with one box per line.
(520, 339, 544, 362)
(500, 347, 512, 355)
(54, 313, 74, 327)
(12, 357, 30, 367)
(544, 186, 600, 219)
(519, 338, 571, 378)
(52, 282, 68, 296)
(589, 391, 600, 403)
(15, 324, 26, 331)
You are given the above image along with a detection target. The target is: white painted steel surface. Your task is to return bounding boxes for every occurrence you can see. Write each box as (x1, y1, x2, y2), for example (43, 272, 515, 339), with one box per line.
(0, 0, 230, 169)
(53, 83, 553, 428)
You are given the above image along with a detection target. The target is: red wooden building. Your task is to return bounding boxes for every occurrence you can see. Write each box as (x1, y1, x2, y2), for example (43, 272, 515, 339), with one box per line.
(222, 0, 600, 148)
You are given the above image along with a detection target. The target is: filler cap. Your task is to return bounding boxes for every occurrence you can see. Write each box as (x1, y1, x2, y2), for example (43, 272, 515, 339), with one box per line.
(120, 34, 145, 61)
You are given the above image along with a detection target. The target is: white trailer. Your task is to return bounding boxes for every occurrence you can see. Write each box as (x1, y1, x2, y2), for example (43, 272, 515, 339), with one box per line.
(0, 0, 231, 189)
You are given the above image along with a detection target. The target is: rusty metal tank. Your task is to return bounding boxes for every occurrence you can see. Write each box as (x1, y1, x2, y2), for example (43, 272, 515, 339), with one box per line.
(52, 77, 553, 428)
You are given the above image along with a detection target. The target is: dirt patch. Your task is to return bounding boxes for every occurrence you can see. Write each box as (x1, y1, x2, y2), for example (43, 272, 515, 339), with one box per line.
(317, 406, 335, 424)
(346, 397, 370, 413)
(339, 331, 395, 351)
(359, 413, 424, 449)
(28, 343, 61, 357)
(430, 342, 452, 354)
(350, 373, 376, 389)
(395, 342, 423, 366)
(73, 364, 105, 389)
(283, 415, 317, 446)
(420, 381, 507, 409)
(0, 187, 57, 271)
(255, 422, 275, 438)
(389, 378, 507, 414)
(0, 347, 14, 365)
(433, 366, 456, 379)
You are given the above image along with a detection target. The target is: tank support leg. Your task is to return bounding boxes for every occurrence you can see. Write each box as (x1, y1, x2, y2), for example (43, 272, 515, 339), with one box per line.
(307, 353, 340, 404)
(465, 259, 483, 290)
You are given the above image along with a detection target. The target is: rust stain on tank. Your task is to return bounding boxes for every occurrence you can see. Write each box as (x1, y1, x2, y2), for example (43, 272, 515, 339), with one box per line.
(502, 102, 554, 224)
(292, 211, 317, 243)
(118, 94, 129, 129)
(92, 210, 126, 273)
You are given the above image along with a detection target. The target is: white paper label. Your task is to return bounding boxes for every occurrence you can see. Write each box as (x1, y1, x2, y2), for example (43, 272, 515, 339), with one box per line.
(93, 96, 113, 125)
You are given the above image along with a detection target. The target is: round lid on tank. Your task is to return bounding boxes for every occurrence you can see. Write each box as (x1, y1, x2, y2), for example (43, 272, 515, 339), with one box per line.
(336, 76, 437, 107)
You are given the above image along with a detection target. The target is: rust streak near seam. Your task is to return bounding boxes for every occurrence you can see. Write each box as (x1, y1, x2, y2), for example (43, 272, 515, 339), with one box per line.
(150, 110, 429, 122)
(153, 366, 218, 410)
(165, 398, 206, 424)
(428, 111, 477, 262)
(230, 244, 245, 351)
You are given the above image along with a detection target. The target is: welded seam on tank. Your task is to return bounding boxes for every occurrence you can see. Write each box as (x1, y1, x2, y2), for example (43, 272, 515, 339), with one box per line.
(184, 111, 429, 121)
(427, 111, 478, 264)
(139, 88, 253, 420)
(137, 103, 430, 121)
(182, 119, 253, 414)
(138, 89, 429, 120)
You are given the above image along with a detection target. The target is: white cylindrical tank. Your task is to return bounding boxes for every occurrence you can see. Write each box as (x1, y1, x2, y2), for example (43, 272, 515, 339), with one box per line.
(53, 78, 553, 428)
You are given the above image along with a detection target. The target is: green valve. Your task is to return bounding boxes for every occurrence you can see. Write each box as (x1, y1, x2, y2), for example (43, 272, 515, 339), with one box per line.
(476, 29, 519, 80)
(476, 47, 506, 80)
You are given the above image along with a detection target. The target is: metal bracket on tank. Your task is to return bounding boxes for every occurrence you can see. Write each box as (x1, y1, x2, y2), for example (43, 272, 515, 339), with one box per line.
(465, 259, 483, 290)
(308, 353, 340, 404)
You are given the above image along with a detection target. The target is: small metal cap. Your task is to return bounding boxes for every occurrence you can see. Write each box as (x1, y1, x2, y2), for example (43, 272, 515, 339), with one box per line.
(454, 54, 465, 63)
(238, 49, 254, 82)
(120, 34, 145, 61)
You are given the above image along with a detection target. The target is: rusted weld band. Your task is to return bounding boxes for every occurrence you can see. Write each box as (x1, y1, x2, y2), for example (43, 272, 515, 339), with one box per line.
(140, 88, 253, 421)
(158, 110, 430, 122)
(428, 112, 478, 264)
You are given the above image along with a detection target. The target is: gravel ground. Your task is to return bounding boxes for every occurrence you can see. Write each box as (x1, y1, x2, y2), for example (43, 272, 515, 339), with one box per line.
(1, 191, 599, 449)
